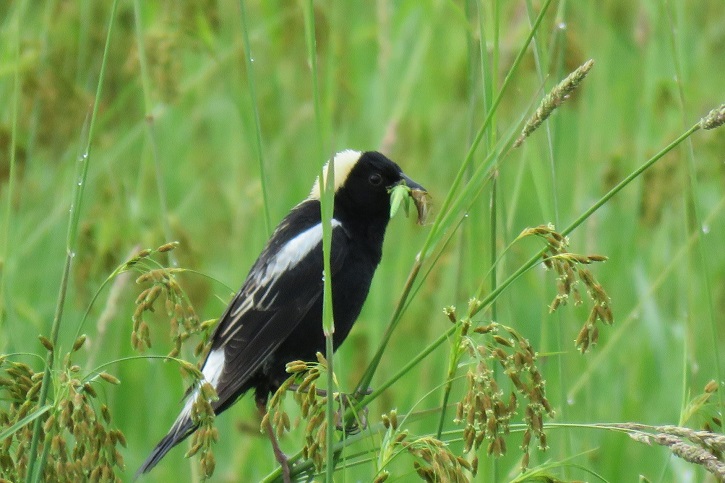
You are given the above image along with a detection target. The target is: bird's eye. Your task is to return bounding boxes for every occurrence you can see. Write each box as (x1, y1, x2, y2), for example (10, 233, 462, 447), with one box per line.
(368, 173, 383, 186)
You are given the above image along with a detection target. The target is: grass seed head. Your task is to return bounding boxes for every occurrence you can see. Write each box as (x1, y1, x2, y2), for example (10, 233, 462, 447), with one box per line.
(157, 241, 180, 253)
(700, 103, 725, 130)
(513, 60, 595, 148)
(705, 380, 719, 393)
(38, 335, 54, 352)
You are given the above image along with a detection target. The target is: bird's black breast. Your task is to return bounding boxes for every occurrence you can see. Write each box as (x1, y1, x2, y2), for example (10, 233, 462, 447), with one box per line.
(260, 211, 388, 390)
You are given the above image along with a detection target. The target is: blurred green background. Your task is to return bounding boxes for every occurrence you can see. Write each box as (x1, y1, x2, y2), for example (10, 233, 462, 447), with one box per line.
(1, 0, 725, 481)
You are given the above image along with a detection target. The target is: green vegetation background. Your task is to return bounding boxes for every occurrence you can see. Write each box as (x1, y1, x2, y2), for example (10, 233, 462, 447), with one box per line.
(1, 1, 725, 481)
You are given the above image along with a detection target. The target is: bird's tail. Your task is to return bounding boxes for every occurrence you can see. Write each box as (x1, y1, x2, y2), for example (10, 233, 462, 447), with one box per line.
(135, 406, 197, 479)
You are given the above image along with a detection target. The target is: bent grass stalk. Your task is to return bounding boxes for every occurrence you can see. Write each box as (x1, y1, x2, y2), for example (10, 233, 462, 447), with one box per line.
(354, 0, 555, 400)
(25, 1, 119, 481)
(567, 190, 725, 402)
(299, 115, 713, 482)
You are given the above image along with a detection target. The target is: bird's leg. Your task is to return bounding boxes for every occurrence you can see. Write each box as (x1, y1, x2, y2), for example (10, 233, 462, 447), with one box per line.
(285, 384, 373, 433)
(257, 398, 291, 483)
(333, 392, 369, 434)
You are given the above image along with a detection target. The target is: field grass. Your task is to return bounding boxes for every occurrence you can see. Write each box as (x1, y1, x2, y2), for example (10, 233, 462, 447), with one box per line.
(2, 1, 725, 481)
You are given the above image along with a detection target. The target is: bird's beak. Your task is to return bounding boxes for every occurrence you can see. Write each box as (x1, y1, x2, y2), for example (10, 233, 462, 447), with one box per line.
(399, 173, 426, 193)
(397, 174, 430, 225)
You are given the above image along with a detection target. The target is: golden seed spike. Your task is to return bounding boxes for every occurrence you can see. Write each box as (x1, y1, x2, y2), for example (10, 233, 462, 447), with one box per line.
(38, 335, 54, 352)
(157, 241, 180, 253)
(72, 334, 87, 352)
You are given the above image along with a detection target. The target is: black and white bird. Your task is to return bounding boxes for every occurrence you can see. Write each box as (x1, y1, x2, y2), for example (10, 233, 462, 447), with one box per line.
(137, 150, 427, 478)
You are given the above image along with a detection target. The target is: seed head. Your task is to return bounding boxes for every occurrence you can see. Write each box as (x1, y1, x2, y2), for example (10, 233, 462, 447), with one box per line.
(700, 103, 725, 130)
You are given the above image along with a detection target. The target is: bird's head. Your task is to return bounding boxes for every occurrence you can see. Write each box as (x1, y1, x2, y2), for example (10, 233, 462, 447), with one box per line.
(309, 150, 429, 224)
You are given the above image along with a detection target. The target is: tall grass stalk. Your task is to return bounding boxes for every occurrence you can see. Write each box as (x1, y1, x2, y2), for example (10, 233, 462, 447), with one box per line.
(239, 0, 272, 236)
(485, 3, 501, 477)
(303, 1, 336, 481)
(477, 13, 498, 477)
(0, 4, 22, 352)
(433, 0, 484, 442)
(567, 193, 725, 401)
(24, 1, 119, 481)
(354, 0, 554, 399)
(349, 115, 705, 441)
(435, 0, 503, 443)
(524, 0, 571, 471)
(663, 0, 724, 427)
(133, 0, 177, 267)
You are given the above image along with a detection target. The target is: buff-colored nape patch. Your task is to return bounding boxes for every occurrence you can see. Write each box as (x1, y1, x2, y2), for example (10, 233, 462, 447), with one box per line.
(308, 150, 362, 200)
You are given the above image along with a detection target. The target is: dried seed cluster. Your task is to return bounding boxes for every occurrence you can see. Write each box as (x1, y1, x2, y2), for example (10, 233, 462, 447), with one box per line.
(266, 356, 329, 473)
(130, 242, 215, 358)
(521, 224, 612, 353)
(0, 337, 126, 482)
(514, 59, 595, 148)
(378, 408, 471, 482)
(616, 423, 725, 481)
(402, 436, 471, 483)
(133, 267, 199, 356)
(455, 322, 554, 472)
(265, 354, 365, 474)
(377, 410, 473, 481)
(185, 382, 218, 478)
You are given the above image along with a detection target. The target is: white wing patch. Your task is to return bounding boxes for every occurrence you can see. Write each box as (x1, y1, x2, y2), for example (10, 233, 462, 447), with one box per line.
(262, 220, 341, 283)
(202, 348, 226, 389)
(220, 220, 341, 341)
(170, 347, 226, 438)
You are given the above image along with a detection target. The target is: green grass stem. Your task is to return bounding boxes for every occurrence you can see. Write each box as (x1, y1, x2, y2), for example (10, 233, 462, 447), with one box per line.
(133, 0, 177, 267)
(25, 2, 119, 481)
(0, 5, 22, 352)
(239, 0, 272, 236)
(302, 1, 336, 481)
(354, 0, 554, 400)
(664, 0, 724, 428)
(345, 118, 704, 455)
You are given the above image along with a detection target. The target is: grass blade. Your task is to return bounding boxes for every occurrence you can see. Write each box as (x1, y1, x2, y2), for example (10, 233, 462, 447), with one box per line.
(25, 1, 119, 480)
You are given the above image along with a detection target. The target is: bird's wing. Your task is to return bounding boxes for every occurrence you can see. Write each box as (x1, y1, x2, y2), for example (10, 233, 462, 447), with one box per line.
(204, 219, 349, 406)
(136, 218, 349, 477)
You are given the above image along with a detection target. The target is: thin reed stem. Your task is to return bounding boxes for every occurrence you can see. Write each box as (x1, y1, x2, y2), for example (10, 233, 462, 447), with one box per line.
(133, 0, 177, 266)
(664, 0, 724, 429)
(302, 2, 336, 481)
(0, 6, 22, 352)
(25, 2, 119, 481)
(239, 0, 272, 236)
(354, 0, 554, 399)
(350, 120, 702, 444)
(525, 0, 571, 470)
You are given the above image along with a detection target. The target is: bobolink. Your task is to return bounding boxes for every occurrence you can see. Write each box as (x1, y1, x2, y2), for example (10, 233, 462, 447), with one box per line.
(137, 150, 427, 478)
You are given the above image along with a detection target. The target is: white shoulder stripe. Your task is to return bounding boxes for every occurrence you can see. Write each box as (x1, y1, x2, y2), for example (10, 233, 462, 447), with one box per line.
(221, 220, 342, 341)
(262, 220, 341, 282)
